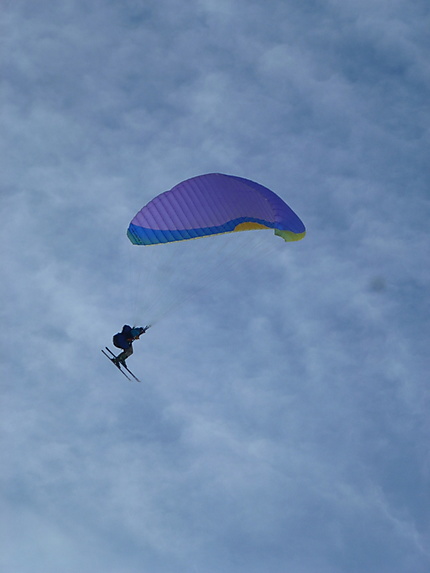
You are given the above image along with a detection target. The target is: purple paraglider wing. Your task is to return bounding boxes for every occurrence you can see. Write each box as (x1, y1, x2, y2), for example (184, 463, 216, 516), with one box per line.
(127, 173, 306, 245)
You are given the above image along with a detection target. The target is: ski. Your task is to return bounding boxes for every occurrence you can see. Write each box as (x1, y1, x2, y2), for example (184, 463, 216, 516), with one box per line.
(101, 349, 132, 380)
(104, 347, 142, 383)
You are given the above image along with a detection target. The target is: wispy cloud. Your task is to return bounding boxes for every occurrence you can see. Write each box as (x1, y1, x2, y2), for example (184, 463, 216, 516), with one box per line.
(1, 1, 429, 572)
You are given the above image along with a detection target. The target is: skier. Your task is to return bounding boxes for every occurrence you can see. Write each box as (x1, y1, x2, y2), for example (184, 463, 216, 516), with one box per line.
(112, 324, 148, 367)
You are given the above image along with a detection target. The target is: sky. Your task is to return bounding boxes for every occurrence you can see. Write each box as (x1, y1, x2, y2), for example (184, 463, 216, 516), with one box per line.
(1, 1, 429, 572)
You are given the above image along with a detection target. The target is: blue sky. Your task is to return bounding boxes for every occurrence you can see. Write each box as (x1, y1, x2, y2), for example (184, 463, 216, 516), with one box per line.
(1, 1, 429, 572)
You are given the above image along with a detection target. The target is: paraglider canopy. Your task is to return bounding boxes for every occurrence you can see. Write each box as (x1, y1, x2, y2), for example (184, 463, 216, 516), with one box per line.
(127, 173, 305, 246)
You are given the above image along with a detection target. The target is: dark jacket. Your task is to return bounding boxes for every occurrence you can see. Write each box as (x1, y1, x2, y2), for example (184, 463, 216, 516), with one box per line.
(113, 325, 133, 350)
(113, 325, 145, 350)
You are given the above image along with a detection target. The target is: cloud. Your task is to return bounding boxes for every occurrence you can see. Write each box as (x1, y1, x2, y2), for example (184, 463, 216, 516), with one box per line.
(1, 1, 429, 572)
